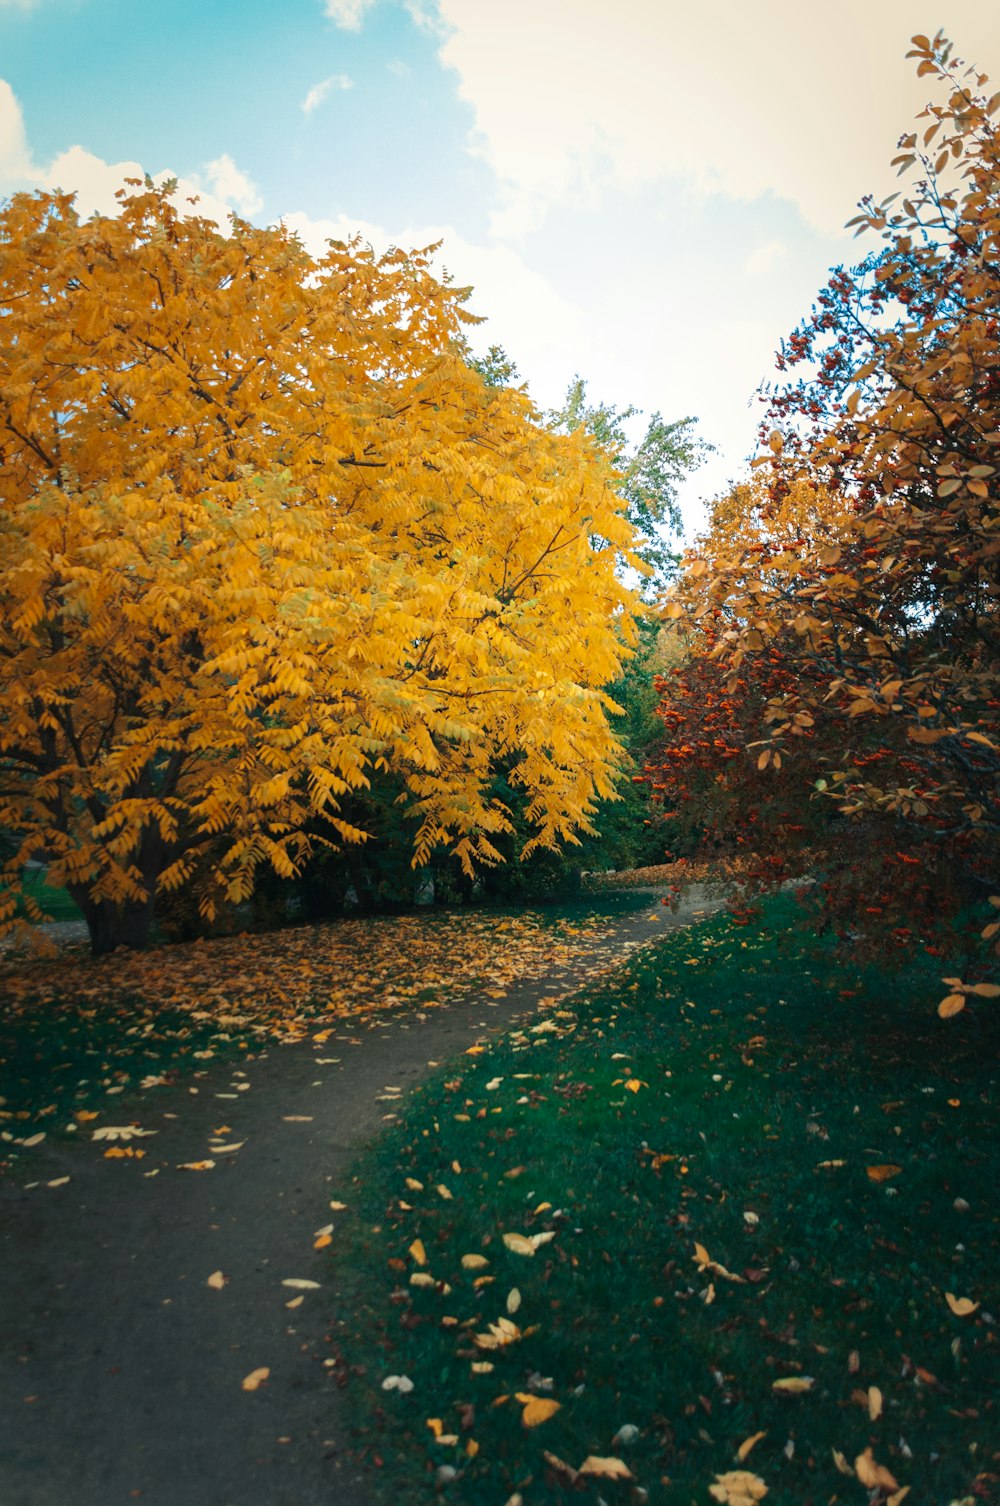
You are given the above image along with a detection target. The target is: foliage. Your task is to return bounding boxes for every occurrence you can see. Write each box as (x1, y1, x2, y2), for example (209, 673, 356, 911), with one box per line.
(0, 183, 641, 953)
(658, 37, 999, 959)
(329, 893, 999, 1505)
(551, 376, 709, 596)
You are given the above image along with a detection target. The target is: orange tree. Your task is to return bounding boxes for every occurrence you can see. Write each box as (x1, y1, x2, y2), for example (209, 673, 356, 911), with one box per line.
(655, 35, 999, 958)
(0, 183, 641, 952)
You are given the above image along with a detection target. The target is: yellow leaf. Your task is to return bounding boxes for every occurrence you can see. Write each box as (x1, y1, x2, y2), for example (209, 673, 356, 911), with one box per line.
(968, 982, 1000, 998)
(831, 1448, 854, 1476)
(938, 993, 966, 1018)
(515, 1393, 561, 1428)
(461, 1254, 489, 1271)
(771, 1376, 814, 1393)
(502, 1233, 536, 1256)
(854, 1448, 899, 1493)
(405, 1178, 424, 1191)
(241, 1367, 270, 1392)
(177, 1160, 215, 1171)
(206, 1270, 226, 1290)
(945, 1292, 979, 1317)
(506, 1287, 522, 1314)
(578, 1456, 634, 1481)
(314, 1233, 332, 1250)
(409, 1239, 427, 1266)
(625, 1078, 645, 1093)
(708, 1469, 769, 1504)
(868, 1385, 883, 1420)
(737, 1431, 767, 1462)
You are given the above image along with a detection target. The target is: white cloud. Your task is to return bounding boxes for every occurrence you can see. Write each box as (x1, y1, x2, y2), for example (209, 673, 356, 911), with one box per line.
(386, 58, 411, 78)
(0, 0, 39, 10)
(301, 74, 353, 114)
(744, 239, 788, 279)
(0, 79, 264, 228)
(322, 0, 376, 29)
(200, 153, 264, 217)
(430, 0, 1000, 236)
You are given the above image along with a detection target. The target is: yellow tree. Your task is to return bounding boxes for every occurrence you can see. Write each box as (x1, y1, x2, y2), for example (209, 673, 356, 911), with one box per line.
(0, 182, 641, 952)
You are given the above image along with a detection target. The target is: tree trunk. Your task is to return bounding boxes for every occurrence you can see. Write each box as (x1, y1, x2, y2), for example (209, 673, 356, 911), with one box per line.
(70, 888, 158, 955)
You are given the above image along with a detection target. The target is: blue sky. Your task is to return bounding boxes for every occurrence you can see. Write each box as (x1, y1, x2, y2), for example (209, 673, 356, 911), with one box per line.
(2, 0, 998, 533)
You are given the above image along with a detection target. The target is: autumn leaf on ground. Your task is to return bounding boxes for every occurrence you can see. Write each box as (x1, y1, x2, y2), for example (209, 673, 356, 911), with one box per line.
(854, 1448, 899, 1493)
(708, 1469, 768, 1504)
(409, 1238, 427, 1265)
(577, 1456, 634, 1481)
(241, 1367, 270, 1392)
(771, 1376, 814, 1393)
(506, 1288, 522, 1314)
(91, 1125, 156, 1142)
(737, 1432, 766, 1462)
(206, 1270, 226, 1290)
(281, 1278, 320, 1290)
(461, 1254, 489, 1271)
(177, 1160, 215, 1171)
(515, 1393, 560, 1427)
(945, 1292, 979, 1316)
(474, 1317, 522, 1350)
(867, 1164, 902, 1182)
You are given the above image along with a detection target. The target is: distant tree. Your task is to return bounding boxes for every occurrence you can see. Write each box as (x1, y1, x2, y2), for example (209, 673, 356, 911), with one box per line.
(551, 378, 710, 596)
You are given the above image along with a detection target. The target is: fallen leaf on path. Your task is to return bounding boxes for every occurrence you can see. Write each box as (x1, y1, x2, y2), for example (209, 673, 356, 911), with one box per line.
(92, 1126, 156, 1142)
(241, 1368, 270, 1392)
(177, 1160, 215, 1171)
(281, 1278, 320, 1290)
(206, 1270, 226, 1290)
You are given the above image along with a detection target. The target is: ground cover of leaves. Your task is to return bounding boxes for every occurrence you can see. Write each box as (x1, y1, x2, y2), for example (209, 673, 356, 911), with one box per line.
(325, 893, 999, 1506)
(0, 895, 648, 1163)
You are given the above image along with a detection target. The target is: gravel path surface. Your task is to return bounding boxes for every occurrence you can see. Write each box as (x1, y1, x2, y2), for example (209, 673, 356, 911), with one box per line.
(0, 889, 723, 1506)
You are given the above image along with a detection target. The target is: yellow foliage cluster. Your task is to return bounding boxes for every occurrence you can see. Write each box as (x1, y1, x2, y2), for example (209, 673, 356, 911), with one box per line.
(0, 183, 640, 948)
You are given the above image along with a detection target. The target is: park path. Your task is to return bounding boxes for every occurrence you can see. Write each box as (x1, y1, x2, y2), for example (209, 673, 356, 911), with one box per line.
(0, 889, 722, 1506)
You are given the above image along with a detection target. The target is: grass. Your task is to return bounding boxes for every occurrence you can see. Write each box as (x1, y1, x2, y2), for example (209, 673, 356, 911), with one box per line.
(10, 867, 84, 924)
(326, 893, 1000, 1506)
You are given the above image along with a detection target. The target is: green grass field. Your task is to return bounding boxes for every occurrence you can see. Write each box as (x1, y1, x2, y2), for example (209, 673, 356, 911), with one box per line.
(327, 893, 999, 1505)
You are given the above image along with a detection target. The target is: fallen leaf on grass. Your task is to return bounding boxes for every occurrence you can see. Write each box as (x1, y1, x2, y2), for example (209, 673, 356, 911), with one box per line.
(771, 1376, 814, 1394)
(831, 1448, 854, 1476)
(506, 1288, 521, 1314)
(854, 1448, 899, 1493)
(206, 1270, 226, 1290)
(945, 1292, 979, 1317)
(709, 1471, 767, 1505)
(241, 1367, 270, 1392)
(515, 1393, 560, 1427)
(578, 1456, 633, 1481)
(737, 1432, 766, 1462)
(409, 1239, 427, 1266)
(868, 1385, 883, 1421)
(381, 1374, 414, 1393)
(461, 1254, 489, 1271)
(474, 1317, 522, 1350)
(542, 1451, 578, 1482)
(867, 1164, 902, 1183)
(329, 1200, 347, 1211)
(502, 1231, 555, 1256)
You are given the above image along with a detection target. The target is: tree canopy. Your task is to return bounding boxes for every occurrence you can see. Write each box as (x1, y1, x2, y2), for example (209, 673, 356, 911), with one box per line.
(0, 183, 642, 951)
(654, 34, 999, 962)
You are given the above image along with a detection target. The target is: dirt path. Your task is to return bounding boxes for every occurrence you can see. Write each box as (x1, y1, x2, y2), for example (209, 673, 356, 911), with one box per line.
(0, 890, 723, 1506)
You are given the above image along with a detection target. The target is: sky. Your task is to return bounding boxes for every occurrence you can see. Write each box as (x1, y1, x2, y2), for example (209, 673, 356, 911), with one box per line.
(1, 0, 998, 536)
